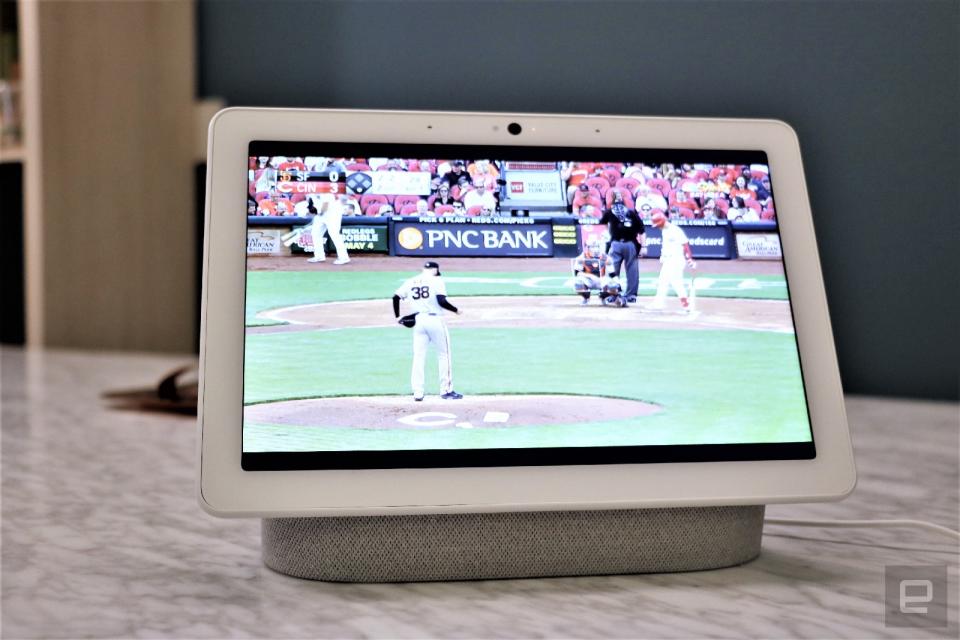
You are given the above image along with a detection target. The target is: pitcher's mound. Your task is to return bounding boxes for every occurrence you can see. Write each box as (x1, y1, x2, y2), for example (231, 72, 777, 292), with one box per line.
(245, 394, 661, 430)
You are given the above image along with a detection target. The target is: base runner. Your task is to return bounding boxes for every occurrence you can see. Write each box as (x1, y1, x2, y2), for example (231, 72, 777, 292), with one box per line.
(393, 261, 463, 401)
(648, 210, 696, 311)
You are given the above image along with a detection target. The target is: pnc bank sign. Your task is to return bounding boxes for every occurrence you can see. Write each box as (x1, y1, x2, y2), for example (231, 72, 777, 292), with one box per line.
(393, 222, 554, 257)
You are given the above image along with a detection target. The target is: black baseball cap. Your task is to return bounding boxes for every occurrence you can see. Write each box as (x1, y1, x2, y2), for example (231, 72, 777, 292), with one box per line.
(424, 261, 441, 275)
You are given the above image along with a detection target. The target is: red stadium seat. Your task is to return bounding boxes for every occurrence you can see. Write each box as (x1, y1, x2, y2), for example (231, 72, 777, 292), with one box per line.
(364, 203, 384, 216)
(466, 205, 484, 216)
(680, 208, 696, 219)
(346, 163, 370, 171)
(602, 168, 622, 187)
(745, 199, 763, 214)
(255, 191, 271, 202)
(614, 177, 641, 195)
(572, 192, 600, 211)
(435, 204, 455, 215)
(585, 177, 609, 197)
(761, 209, 775, 220)
(399, 204, 419, 215)
(360, 194, 388, 210)
(393, 195, 420, 211)
(576, 196, 604, 216)
(289, 193, 307, 203)
(605, 187, 635, 210)
(646, 178, 671, 198)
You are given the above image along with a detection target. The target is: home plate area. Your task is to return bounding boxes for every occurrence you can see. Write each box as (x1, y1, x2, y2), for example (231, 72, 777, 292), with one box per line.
(244, 394, 661, 431)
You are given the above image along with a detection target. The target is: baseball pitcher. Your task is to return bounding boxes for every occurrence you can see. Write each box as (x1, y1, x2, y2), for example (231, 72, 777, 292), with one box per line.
(393, 261, 463, 401)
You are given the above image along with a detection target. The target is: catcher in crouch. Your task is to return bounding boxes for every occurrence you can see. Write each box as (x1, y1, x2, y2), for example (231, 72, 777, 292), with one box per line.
(572, 243, 627, 307)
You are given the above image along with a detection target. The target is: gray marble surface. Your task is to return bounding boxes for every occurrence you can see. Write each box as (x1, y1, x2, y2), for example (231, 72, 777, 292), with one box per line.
(1, 347, 957, 639)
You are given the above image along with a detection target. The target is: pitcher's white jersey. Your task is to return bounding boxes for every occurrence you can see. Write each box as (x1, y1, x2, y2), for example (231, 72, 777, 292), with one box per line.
(395, 274, 447, 315)
(660, 223, 690, 262)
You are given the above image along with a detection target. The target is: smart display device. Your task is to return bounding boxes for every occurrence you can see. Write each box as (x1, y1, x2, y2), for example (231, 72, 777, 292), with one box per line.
(199, 108, 855, 519)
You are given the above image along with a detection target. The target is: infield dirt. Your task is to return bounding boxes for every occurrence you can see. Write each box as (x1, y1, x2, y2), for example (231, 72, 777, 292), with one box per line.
(245, 394, 661, 430)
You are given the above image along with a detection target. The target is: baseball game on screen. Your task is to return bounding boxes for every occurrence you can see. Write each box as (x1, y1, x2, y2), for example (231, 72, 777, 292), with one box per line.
(242, 152, 811, 455)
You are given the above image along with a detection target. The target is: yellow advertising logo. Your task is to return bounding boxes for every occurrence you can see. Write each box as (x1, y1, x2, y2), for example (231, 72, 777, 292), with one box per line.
(397, 227, 424, 250)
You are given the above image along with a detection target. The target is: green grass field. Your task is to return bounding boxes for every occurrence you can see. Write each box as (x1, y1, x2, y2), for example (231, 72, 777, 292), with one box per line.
(243, 265, 811, 452)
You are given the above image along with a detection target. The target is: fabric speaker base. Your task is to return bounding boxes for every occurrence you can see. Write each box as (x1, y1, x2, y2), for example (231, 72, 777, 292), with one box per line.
(262, 506, 765, 582)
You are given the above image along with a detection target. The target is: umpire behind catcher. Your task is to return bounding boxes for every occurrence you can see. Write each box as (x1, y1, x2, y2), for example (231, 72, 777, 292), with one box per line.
(599, 198, 646, 303)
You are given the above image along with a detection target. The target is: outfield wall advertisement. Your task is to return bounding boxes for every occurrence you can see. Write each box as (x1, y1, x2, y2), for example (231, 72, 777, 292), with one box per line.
(579, 220, 735, 260)
(246, 228, 283, 255)
(504, 171, 565, 205)
(643, 221, 733, 259)
(391, 217, 555, 257)
(247, 216, 745, 259)
(299, 224, 389, 254)
(246, 217, 391, 255)
(735, 232, 783, 259)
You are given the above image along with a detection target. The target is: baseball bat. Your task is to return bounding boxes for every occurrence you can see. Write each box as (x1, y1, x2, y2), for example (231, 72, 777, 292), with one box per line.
(281, 227, 305, 247)
(688, 263, 697, 311)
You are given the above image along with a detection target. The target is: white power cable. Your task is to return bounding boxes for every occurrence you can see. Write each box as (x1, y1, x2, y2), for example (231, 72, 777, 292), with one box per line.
(765, 518, 960, 541)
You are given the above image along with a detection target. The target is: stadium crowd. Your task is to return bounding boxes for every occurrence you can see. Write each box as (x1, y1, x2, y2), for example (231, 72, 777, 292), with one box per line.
(248, 156, 776, 222)
(561, 161, 775, 222)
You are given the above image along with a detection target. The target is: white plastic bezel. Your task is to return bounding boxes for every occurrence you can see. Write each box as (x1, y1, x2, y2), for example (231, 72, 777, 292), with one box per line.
(199, 108, 855, 517)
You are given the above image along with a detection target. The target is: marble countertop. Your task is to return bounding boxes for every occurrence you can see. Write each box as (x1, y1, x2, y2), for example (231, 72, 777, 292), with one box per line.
(1, 347, 957, 639)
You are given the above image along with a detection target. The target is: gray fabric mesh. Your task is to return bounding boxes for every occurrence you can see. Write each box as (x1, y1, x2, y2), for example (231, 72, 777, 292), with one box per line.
(262, 506, 764, 582)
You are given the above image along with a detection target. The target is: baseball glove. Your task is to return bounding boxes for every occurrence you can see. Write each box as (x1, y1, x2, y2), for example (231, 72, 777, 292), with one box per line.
(398, 313, 418, 328)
